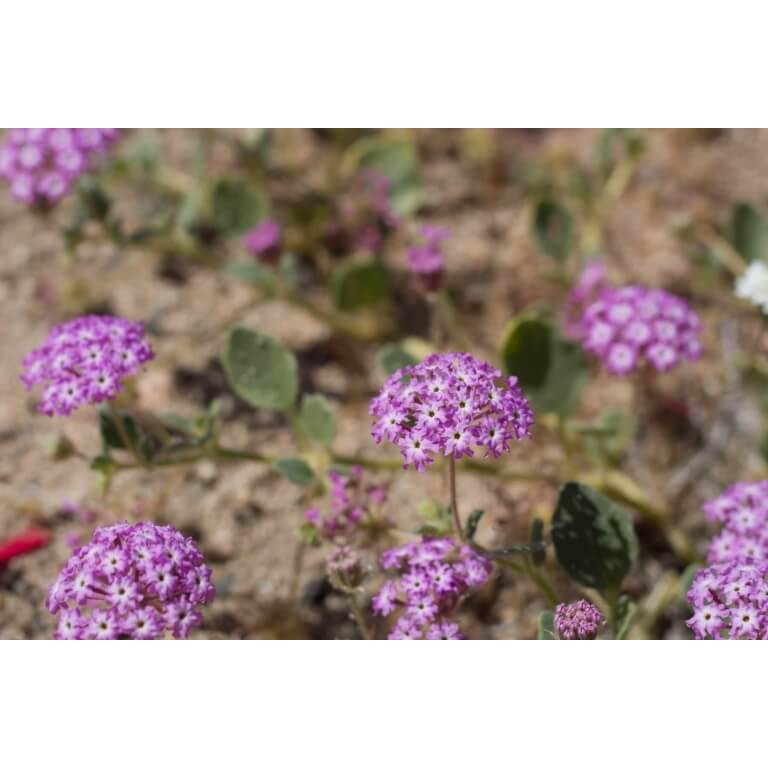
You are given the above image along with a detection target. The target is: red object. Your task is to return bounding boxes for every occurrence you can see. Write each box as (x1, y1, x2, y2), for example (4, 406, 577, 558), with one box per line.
(0, 527, 51, 567)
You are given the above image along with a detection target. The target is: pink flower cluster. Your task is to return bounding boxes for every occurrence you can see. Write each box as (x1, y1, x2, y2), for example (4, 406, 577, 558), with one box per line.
(688, 482, 768, 639)
(372, 537, 493, 639)
(577, 285, 702, 375)
(554, 599, 604, 640)
(304, 467, 388, 542)
(244, 218, 282, 263)
(46, 521, 214, 640)
(323, 170, 399, 256)
(407, 225, 449, 293)
(370, 352, 534, 472)
(0, 128, 119, 206)
(21, 315, 154, 417)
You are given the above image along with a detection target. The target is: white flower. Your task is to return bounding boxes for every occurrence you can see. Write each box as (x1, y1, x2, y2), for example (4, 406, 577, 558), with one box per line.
(735, 261, 768, 314)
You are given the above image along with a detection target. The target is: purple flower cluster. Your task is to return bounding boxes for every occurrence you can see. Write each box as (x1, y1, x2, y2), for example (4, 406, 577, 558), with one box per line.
(21, 315, 154, 417)
(46, 521, 214, 640)
(244, 218, 282, 263)
(0, 128, 119, 206)
(554, 599, 604, 640)
(304, 467, 388, 541)
(370, 352, 534, 472)
(372, 537, 492, 639)
(323, 170, 399, 256)
(408, 225, 449, 293)
(578, 285, 702, 375)
(703, 481, 768, 564)
(687, 562, 768, 639)
(688, 482, 768, 639)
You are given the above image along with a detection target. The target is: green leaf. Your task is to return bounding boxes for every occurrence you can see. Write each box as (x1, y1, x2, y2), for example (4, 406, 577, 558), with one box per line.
(615, 595, 636, 640)
(222, 328, 298, 411)
(298, 394, 336, 446)
(331, 260, 390, 312)
(211, 178, 267, 236)
(552, 482, 638, 591)
(532, 200, 573, 264)
(225, 262, 277, 288)
(99, 406, 140, 451)
(538, 610, 555, 639)
(342, 135, 422, 216)
(465, 509, 485, 541)
(274, 457, 316, 487)
(77, 177, 112, 222)
(730, 202, 768, 263)
(377, 344, 418, 377)
(501, 316, 588, 416)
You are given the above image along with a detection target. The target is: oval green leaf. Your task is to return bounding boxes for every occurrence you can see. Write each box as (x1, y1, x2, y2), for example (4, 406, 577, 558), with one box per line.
(532, 199, 573, 264)
(298, 394, 336, 446)
(501, 316, 587, 417)
(274, 457, 316, 487)
(331, 260, 390, 312)
(211, 178, 267, 236)
(552, 482, 638, 591)
(222, 328, 298, 411)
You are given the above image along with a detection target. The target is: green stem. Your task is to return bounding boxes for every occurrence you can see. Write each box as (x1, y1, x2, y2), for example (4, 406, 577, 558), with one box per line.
(448, 455, 465, 543)
(522, 559, 559, 608)
(348, 593, 374, 640)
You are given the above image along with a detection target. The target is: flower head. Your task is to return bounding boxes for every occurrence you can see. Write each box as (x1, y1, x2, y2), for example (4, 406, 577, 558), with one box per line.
(46, 521, 214, 640)
(21, 315, 154, 416)
(735, 261, 768, 315)
(554, 599, 604, 640)
(370, 352, 534, 471)
(302, 467, 389, 542)
(373, 536, 492, 639)
(687, 481, 768, 639)
(243, 219, 281, 263)
(701, 482, 768, 566)
(687, 561, 768, 639)
(0, 129, 119, 206)
(577, 286, 701, 376)
(323, 170, 398, 256)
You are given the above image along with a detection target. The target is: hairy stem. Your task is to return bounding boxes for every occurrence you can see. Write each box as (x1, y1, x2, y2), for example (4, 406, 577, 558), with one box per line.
(348, 593, 374, 640)
(449, 455, 465, 543)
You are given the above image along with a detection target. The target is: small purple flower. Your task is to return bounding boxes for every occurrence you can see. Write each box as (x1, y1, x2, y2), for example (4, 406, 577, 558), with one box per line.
(21, 314, 154, 417)
(554, 600, 604, 640)
(46, 521, 214, 640)
(370, 352, 534, 472)
(243, 219, 282, 263)
(576, 285, 701, 376)
(408, 225, 450, 294)
(302, 467, 389, 543)
(0, 128, 119, 207)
